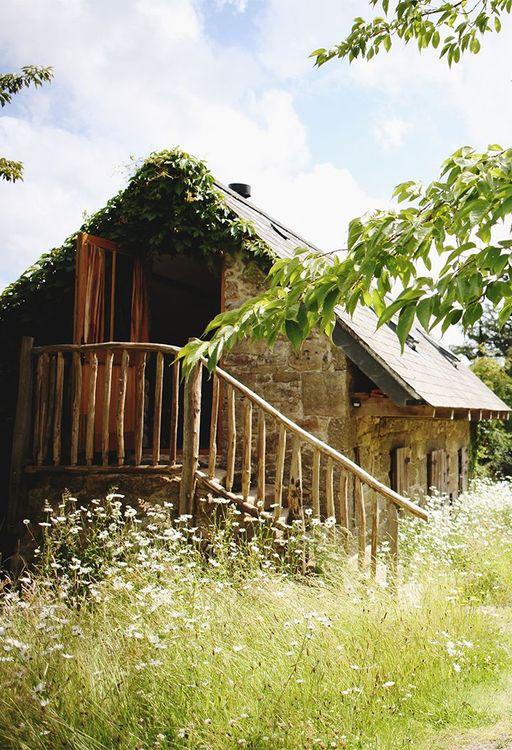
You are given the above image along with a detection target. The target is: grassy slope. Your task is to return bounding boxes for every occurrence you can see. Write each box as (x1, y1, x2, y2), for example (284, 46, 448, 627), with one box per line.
(1, 481, 512, 750)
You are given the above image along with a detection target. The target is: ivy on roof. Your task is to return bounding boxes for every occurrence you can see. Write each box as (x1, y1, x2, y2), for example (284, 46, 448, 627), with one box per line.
(0, 147, 273, 323)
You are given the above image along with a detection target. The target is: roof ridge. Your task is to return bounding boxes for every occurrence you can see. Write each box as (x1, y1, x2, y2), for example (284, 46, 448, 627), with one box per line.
(215, 180, 324, 255)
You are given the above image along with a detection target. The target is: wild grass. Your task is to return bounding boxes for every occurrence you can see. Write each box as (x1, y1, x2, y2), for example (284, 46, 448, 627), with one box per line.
(1, 480, 511, 750)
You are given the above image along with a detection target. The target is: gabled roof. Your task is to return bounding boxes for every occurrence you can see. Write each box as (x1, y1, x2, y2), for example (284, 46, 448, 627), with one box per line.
(217, 181, 510, 415)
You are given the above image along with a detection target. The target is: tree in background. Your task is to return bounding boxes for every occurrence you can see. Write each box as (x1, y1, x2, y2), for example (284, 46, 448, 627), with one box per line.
(181, 1, 512, 373)
(0, 66, 53, 182)
(455, 309, 512, 476)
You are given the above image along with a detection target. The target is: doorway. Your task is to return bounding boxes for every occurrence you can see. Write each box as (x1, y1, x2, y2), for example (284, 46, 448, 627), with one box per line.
(148, 253, 223, 450)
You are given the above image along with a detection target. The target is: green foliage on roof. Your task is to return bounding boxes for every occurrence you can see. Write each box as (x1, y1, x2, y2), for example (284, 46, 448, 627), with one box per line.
(0, 147, 272, 327)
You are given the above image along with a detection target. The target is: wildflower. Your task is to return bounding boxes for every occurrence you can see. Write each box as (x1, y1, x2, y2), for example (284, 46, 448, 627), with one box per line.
(382, 681, 395, 688)
(452, 663, 462, 672)
(232, 645, 245, 653)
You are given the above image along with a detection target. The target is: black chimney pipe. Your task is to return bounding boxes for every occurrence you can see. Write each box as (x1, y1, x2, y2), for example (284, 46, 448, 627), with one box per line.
(229, 183, 251, 199)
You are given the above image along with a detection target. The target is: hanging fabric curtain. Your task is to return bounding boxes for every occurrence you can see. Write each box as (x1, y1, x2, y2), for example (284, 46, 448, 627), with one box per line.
(130, 258, 150, 342)
(74, 235, 106, 344)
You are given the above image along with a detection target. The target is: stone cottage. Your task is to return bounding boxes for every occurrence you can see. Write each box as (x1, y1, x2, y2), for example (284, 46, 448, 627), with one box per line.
(1, 150, 508, 551)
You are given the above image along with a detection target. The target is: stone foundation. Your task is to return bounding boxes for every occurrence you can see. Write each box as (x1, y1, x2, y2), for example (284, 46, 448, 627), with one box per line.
(23, 472, 181, 524)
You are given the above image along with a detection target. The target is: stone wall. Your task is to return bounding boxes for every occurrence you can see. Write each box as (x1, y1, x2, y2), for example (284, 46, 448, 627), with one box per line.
(355, 415, 470, 499)
(222, 254, 354, 449)
(221, 253, 470, 505)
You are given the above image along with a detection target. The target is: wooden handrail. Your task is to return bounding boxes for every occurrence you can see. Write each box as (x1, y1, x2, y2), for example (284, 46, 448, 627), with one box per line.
(32, 342, 181, 355)
(212, 363, 428, 521)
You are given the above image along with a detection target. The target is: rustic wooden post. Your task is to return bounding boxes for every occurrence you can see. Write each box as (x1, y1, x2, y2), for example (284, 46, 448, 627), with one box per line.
(8, 337, 34, 529)
(256, 410, 266, 509)
(225, 385, 236, 492)
(312, 449, 321, 518)
(208, 373, 220, 479)
(388, 503, 399, 584)
(287, 435, 303, 516)
(325, 457, 335, 518)
(70, 351, 82, 466)
(152, 351, 164, 465)
(52, 352, 65, 466)
(102, 349, 114, 466)
(116, 349, 129, 467)
(338, 472, 350, 552)
(134, 351, 146, 467)
(354, 478, 366, 569)
(36, 353, 49, 465)
(86, 352, 98, 466)
(179, 360, 202, 517)
(273, 424, 286, 520)
(170, 359, 181, 466)
(370, 495, 379, 578)
(241, 399, 252, 502)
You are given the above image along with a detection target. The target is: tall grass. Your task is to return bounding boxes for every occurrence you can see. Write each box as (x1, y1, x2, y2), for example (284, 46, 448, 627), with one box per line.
(1, 481, 511, 750)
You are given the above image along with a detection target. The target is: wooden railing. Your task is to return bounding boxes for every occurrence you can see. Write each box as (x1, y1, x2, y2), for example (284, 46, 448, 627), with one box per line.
(10, 338, 428, 572)
(24, 342, 183, 471)
(193, 359, 428, 573)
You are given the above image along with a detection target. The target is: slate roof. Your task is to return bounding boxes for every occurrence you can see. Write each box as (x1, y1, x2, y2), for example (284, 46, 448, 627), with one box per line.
(217, 181, 510, 415)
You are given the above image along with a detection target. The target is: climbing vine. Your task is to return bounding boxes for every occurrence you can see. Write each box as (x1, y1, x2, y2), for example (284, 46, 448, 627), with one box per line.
(0, 147, 272, 326)
(0, 148, 274, 497)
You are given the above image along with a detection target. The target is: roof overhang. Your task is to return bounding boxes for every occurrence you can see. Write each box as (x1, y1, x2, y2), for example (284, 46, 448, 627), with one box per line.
(332, 320, 422, 407)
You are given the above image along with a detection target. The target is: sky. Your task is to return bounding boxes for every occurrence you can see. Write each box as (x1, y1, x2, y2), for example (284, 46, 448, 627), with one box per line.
(1, 0, 511, 345)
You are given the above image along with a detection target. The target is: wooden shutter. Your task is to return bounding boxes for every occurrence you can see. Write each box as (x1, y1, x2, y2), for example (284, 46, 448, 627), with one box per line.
(391, 446, 411, 495)
(458, 447, 468, 493)
(130, 258, 150, 342)
(74, 232, 118, 344)
(427, 449, 449, 494)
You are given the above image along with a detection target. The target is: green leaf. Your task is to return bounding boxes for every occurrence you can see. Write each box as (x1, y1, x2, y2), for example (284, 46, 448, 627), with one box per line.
(285, 319, 304, 349)
(396, 304, 416, 349)
(497, 195, 512, 219)
(462, 303, 483, 328)
(416, 297, 433, 331)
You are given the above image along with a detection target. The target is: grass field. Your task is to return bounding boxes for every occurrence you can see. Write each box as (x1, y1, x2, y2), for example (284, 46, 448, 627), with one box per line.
(1, 480, 512, 749)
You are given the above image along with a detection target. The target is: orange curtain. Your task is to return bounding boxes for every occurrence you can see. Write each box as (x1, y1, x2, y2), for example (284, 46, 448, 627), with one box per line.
(130, 259, 149, 342)
(75, 238, 105, 344)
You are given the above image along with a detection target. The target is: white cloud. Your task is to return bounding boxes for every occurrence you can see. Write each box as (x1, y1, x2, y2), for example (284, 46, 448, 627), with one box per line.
(0, 0, 380, 290)
(252, 163, 383, 251)
(373, 117, 411, 150)
(215, 0, 248, 11)
(256, 0, 361, 79)
(135, 0, 201, 41)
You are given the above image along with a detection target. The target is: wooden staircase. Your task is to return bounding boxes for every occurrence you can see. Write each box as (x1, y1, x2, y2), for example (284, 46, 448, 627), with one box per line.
(9, 339, 428, 574)
(181, 355, 428, 574)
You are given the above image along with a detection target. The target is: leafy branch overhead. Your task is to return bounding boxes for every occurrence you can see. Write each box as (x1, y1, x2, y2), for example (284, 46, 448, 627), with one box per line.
(312, 0, 511, 67)
(180, 145, 512, 374)
(180, 1, 512, 373)
(0, 66, 53, 182)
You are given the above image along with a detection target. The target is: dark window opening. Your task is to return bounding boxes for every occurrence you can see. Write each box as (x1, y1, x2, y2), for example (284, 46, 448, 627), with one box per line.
(147, 253, 222, 450)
